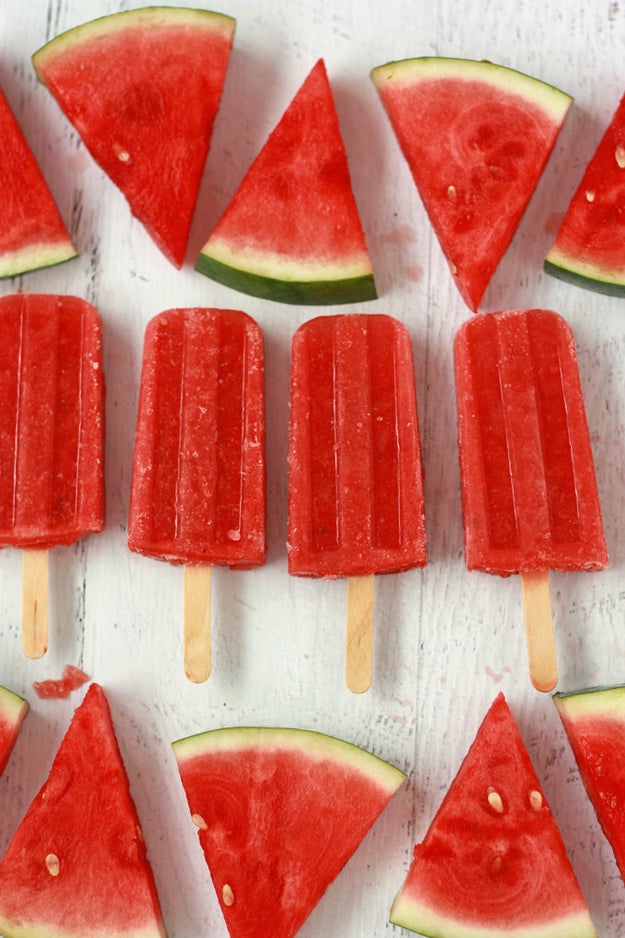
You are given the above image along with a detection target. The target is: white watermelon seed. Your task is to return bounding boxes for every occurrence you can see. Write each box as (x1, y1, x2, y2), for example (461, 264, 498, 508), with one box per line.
(223, 884, 235, 906)
(585, 190, 596, 202)
(192, 813, 207, 830)
(615, 145, 625, 168)
(491, 855, 503, 873)
(529, 790, 543, 811)
(487, 789, 504, 813)
(45, 853, 60, 876)
(447, 184, 457, 201)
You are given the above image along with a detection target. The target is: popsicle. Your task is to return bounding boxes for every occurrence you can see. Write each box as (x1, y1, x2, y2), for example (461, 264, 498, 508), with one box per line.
(454, 308, 608, 691)
(0, 293, 104, 657)
(128, 307, 266, 682)
(288, 313, 426, 692)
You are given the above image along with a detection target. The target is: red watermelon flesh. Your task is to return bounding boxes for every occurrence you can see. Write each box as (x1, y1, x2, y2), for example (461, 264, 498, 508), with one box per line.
(554, 685, 625, 886)
(0, 685, 28, 776)
(0, 87, 76, 278)
(196, 58, 377, 305)
(371, 57, 571, 311)
(32, 7, 235, 268)
(390, 693, 598, 938)
(0, 683, 166, 938)
(173, 726, 405, 937)
(545, 92, 625, 295)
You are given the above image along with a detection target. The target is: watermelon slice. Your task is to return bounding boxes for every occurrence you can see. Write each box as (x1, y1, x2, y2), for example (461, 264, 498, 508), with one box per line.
(196, 58, 377, 305)
(0, 87, 76, 278)
(545, 92, 625, 294)
(390, 693, 598, 938)
(371, 57, 571, 311)
(0, 683, 166, 938)
(0, 684, 28, 776)
(554, 684, 625, 885)
(173, 725, 405, 936)
(32, 7, 236, 268)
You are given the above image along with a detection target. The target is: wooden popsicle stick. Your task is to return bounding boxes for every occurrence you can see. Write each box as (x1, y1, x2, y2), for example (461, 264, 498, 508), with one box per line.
(346, 574, 375, 694)
(22, 548, 49, 659)
(520, 570, 557, 693)
(183, 565, 212, 683)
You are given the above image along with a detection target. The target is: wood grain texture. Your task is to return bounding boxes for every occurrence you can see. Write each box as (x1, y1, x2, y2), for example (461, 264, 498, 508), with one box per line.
(0, 1, 624, 936)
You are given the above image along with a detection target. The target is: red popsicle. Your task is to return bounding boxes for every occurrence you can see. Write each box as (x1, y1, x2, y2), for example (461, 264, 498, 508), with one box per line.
(128, 307, 266, 682)
(454, 308, 608, 690)
(0, 293, 104, 657)
(288, 313, 426, 691)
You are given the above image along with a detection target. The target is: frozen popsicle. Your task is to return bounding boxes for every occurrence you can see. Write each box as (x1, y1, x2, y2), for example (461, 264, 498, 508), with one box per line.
(0, 293, 104, 657)
(128, 307, 266, 682)
(288, 313, 426, 692)
(454, 308, 608, 691)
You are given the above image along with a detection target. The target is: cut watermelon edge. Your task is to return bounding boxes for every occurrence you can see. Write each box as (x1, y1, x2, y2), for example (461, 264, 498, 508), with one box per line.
(0, 685, 28, 726)
(0, 240, 77, 280)
(173, 726, 406, 794)
(544, 252, 625, 296)
(370, 56, 572, 124)
(389, 892, 599, 938)
(553, 684, 625, 718)
(195, 250, 377, 305)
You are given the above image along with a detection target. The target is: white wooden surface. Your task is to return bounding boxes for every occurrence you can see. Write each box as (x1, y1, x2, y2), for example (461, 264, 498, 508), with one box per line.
(1, 1, 625, 936)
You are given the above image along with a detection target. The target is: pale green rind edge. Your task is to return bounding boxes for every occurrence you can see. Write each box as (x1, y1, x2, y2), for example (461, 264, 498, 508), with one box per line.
(0, 917, 166, 938)
(370, 56, 572, 123)
(390, 892, 599, 938)
(195, 252, 378, 306)
(172, 726, 406, 795)
(32, 6, 236, 76)
(0, 242, 77, 280)
(0, 685, 28, 726)
(544, 255, 625, 297)
(553, 684, 625, 721)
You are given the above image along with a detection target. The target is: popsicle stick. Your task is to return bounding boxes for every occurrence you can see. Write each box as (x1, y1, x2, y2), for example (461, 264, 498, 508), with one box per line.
(22, 548, 49, 659)
(183, 565, 212, 683)
(520, 570, 557, 693)
(346, 574, 375, 694)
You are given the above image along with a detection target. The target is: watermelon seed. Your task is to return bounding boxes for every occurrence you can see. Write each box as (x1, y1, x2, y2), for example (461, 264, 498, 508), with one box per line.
(491, 856, 503, 874)
(192, 813, 208, 830)
(223, 884, 235, 906)
(529, 790, 543, 811)
(616, 146, 625, 168)
(487, 789, 504, 813)
(113, 142, 131, 163)
(447, 185, 457, 202)
(585, 190, 596, 203)
(45, 853, 60, 877)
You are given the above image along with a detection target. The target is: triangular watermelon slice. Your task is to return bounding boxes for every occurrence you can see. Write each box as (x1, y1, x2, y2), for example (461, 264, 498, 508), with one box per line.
(0, 87, 76, 278)
(554, 684, 625, 885)
(173, 726, 405, 936)
(545, 92, 625, 295)
(0, 684, 28, 776)
(390, 693, 598, 938)
(196, 58, 377, 305)
(371, 57, 571, 311)
(0, 683, 166, 938)
(32, 7, 236, 268)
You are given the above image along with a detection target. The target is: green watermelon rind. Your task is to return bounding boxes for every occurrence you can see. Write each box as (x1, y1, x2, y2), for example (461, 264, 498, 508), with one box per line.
(544, 253, 625, 297)
(0, 685, 28, 726)
(0, 920, 163, 938)
(32, 6, 236, 73)
(173, 726, 405, 793)
(390, 892, 599, 938)
(0, 241, 77, 280)
(370, 56, 571, 122)
(553, 683, 625, 718)
(195, 250, 377, 305)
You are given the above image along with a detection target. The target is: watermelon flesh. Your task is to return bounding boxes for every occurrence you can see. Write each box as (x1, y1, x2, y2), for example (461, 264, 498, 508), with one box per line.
(545, 92, 625, 294)
(371, 57, 571, 311)
(0, 685, 28, 776)
(554, 684, 625, 886)
(173, 726, 405, 937)
(33, 7, 235, 268)
(0, 87, 76, 278)
(196, 58, 377, 305)
(390, 693, 598, 938)
(0, 683, 166, 938)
